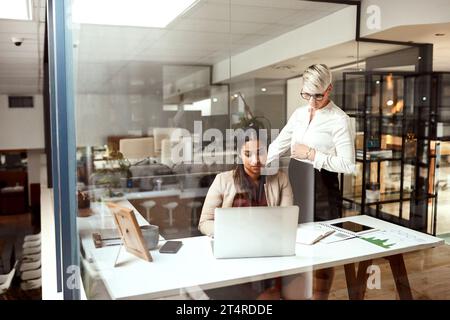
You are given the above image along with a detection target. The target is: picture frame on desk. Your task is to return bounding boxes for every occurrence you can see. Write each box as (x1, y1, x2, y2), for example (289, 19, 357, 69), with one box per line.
(106, 202, 153, 263)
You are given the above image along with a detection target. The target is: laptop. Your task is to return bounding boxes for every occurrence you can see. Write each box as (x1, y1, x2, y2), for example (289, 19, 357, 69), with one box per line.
(212, 206, 299, 259)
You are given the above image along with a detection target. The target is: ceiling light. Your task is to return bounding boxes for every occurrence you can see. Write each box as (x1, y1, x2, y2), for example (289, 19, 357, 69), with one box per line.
(422, 96, 427, 101)
(386, 100, 394, 106)
(0, 0, 32, 20)
(72, 0, 198, 28)
(261, 88, 267, 92)
(233, 94, 239, 98)
(212, 98, 218, 103)
(272, 64, 296, 71)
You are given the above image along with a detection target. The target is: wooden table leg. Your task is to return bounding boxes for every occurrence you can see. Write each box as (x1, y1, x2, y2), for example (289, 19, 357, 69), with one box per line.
(344, 259, 372, 300)
(385, 254, 413, 300)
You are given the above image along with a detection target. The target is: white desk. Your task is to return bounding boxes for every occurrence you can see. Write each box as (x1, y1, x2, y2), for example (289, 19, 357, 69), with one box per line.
(78, 209, 444, 300)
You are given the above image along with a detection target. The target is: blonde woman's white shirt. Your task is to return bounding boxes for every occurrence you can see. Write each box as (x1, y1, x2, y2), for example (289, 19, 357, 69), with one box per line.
(267, 100, 356, 175)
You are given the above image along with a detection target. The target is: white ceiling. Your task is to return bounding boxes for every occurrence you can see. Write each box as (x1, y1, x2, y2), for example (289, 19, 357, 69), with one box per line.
(226, 40, 409, 82)
(75, 0, 346, 64)
(74, 0, 347, 93)
(0, 0, 353, 94)
(366, 22, 450, 72)
(0, 0, 45, 94)
(1, 0, 450, 96)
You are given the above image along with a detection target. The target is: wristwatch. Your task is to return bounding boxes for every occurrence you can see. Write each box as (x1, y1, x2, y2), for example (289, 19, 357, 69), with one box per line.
(306, 147, 313, 160)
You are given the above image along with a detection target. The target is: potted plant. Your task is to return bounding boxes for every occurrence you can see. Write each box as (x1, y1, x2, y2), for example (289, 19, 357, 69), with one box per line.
(231, 92, 271, 131)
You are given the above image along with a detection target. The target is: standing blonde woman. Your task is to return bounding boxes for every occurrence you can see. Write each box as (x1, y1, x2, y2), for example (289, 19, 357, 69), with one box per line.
(267, 64, 356, 299)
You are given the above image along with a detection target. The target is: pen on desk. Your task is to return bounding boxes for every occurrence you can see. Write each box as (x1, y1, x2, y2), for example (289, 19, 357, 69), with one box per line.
(102, 242, 122, 247)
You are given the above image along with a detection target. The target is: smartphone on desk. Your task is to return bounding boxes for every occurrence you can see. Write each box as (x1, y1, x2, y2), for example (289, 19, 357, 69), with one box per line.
(159, 241, 183, 254)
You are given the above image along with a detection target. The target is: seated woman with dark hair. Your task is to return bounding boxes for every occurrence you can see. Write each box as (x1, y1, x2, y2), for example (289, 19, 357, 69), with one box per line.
(198, 126, 294, 299)
(199, 125, 293, 235)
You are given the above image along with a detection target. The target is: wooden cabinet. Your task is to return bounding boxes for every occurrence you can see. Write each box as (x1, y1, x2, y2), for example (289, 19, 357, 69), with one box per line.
(0, 189, 26, 214)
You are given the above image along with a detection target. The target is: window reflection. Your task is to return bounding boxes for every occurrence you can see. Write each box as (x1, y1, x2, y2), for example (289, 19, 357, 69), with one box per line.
(71, 0, 438, 301)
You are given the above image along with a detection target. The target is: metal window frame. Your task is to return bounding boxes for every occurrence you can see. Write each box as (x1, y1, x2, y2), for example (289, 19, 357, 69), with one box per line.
(47, 0, 80, 300)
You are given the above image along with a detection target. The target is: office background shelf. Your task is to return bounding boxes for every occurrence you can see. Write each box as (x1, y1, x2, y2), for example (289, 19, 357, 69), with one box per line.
(340, 71, 449, 234)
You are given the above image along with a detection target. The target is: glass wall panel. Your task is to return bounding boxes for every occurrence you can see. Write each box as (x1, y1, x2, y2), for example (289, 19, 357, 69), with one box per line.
(72, 0, 234, 300)
(225, 0, 360, 300)
(65, 0, 429, 300)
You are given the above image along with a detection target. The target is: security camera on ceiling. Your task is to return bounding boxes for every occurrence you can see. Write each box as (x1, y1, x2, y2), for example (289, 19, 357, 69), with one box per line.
(11, 37, 24, 46)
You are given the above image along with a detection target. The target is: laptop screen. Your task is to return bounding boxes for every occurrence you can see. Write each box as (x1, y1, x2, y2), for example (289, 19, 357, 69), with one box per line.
(213, 206, 299, 258)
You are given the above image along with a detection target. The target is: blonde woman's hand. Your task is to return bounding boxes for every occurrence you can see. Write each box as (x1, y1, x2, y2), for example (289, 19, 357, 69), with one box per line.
(291, 143, 315, 161)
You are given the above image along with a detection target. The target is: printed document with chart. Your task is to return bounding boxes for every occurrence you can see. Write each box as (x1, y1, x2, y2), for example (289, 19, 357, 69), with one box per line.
(358, 229, 432, 249)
